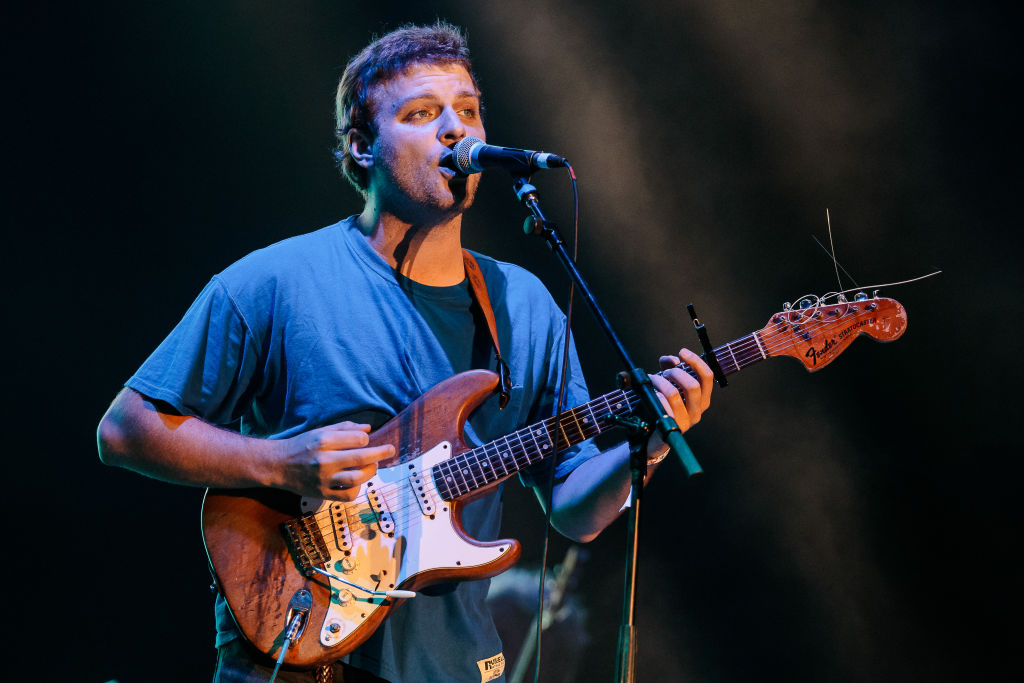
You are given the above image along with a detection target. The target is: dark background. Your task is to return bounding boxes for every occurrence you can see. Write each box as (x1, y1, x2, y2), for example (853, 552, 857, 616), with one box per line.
(6, 1, 1020, 681)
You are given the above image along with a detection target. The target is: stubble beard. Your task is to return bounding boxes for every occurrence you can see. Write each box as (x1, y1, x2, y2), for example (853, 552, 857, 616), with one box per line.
(374, 144, 479, 228)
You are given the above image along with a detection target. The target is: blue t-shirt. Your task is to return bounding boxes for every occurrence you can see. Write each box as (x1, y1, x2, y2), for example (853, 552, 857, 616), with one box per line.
(126, 217, 598, 682)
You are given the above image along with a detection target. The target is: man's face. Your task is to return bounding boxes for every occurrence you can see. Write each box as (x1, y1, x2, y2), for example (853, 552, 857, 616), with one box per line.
(365, 63, 486, 224)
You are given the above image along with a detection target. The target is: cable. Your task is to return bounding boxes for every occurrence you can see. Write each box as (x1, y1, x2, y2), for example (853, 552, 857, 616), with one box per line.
(529, 164, 580, 683)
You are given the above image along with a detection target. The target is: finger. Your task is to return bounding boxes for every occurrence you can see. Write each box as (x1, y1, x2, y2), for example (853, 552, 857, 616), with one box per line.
(678, 347, 714, 411)
(323, 444, 396, 468)
(649, 373, 691, 431)
(327, 421, 372, 433)
(659, 354, 681, 371)
(327, 462, 379, 493)
(308, 428, 372, 451)
(658, 366, 703, 427)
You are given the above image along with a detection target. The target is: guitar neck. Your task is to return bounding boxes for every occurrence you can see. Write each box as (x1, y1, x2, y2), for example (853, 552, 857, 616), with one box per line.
(431, 331, 768, 500)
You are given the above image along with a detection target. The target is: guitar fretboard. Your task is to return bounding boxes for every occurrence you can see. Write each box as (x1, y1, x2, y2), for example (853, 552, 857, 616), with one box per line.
(431, 331, 766, 500)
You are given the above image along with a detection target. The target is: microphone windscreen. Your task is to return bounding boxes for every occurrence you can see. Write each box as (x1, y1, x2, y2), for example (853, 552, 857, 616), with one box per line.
(452, 136, 484, 174)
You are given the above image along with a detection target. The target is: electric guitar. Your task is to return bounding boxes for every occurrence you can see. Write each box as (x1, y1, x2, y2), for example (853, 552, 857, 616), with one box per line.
(201, 295, 907, 668)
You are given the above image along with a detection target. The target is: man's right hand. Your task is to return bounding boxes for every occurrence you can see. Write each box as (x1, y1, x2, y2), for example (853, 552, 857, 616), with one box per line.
(98, 388, 395, 500)
(277, 422, 395, 501)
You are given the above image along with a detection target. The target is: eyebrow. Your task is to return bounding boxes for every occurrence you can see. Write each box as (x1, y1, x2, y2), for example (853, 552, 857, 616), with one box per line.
(394, 90, 481, 110)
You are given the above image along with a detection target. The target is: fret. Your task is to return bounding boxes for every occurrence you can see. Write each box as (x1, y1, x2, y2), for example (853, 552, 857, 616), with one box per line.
(481, 444, 504, 486)
(470, 448, 492, 487)
(539, 423, 557, 455)
(480, 442, 502, 482)
(433, 459, 459, 499)
(524, 424, 550, 463)
(457, 453, 482, 490)
(510, 429, 533, 469)
(566, 407, 587, 445)
(723, 342, 740, 374)
(607, 391, 631, 417)
(498, 434, 520, 475)
(556, 416, 573, 451)
(580, 401, 602, 437)
(751, 331, 767, 361)
(446, 458, 472, 497)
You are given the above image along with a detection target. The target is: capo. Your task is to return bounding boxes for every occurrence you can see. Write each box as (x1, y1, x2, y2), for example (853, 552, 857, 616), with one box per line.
(686, 303, 727, 387)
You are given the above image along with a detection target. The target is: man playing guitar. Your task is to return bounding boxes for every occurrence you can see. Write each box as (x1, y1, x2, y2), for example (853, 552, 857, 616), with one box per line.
(97, 22, 713, 683)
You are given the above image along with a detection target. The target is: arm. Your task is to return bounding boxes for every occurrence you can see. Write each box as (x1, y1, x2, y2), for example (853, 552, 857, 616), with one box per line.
(97, 387, 394, 501)
(543, 348, 714, 543)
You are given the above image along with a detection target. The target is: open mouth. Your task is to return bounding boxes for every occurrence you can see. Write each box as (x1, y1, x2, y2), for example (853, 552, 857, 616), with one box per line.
(440, 166, 467, 186)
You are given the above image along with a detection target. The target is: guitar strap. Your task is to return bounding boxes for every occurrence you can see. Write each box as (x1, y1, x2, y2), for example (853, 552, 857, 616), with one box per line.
(462, 249, 512, 409)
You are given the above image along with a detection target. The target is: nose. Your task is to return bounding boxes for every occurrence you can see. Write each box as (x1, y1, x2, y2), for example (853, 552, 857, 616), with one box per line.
(438, 105, 466, 144)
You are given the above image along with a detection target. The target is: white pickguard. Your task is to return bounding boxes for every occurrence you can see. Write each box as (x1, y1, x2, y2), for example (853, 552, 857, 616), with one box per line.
(298, 440, 514, 647)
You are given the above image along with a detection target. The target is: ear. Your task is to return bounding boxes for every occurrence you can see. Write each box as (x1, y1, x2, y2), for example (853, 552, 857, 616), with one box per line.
(347, 128, 374, 169)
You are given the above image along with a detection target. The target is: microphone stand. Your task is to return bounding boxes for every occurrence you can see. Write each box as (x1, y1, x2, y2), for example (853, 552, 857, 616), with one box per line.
(511, 175, 702, 683)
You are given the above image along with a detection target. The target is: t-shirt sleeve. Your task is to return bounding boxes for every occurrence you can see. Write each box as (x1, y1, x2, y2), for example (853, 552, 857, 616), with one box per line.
(125, 276, 264, 426)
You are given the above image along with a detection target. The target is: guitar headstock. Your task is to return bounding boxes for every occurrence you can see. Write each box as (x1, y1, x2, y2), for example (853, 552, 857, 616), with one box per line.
(757, 296, 907, 372)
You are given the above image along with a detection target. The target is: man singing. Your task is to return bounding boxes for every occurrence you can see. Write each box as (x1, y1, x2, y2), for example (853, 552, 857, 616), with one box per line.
(97, 22, 713, 683)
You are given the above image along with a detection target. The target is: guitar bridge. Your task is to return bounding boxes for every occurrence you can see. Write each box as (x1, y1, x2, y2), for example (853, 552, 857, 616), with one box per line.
(282, 513, 330, 577)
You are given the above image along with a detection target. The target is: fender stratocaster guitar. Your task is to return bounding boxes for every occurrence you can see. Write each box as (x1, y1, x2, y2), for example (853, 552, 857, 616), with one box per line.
(201, 295, 907, 668)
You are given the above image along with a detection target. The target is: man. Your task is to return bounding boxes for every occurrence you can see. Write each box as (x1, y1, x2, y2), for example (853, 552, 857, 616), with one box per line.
(97, 22, 713, 683)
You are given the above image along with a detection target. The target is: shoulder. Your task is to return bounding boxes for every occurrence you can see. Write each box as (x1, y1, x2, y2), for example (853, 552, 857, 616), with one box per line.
(221, 220, 349, 281)
(465, 250, 567, 341)
(211, 219, 363, 303)
(466, 250, 555, 303)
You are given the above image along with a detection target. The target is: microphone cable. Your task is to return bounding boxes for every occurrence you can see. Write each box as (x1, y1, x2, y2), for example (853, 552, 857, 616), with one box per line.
(528, 162, 580, 683)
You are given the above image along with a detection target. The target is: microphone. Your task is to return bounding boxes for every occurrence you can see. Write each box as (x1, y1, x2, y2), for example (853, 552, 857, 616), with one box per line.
(443, 136, 568, 175)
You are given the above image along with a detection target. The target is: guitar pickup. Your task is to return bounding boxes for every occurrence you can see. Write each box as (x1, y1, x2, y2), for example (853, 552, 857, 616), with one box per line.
(281, 513, 330, 577)
(408, 470, 436, 516)
(365, 482, 395, 534)
(329, 502, 353, 552)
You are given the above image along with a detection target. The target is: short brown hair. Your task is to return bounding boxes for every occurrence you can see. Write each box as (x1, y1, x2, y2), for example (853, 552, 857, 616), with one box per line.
(334, 21, 480, 195)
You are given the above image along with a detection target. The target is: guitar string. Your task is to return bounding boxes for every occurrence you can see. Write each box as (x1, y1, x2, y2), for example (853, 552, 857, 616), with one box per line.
(327, 393, 616, 524)
(697, 300, 891, 373)
(306, 405, 610, 538)
(312, 302, 886, 534)
(300, 302, 892, 540)
(734, 302, 885, 363)
(455, 301, 882, 508)
(304, 414, 596, 536)
(304, 400, 618, 538)
(307, 387, 647, 544)
(642, 301, 887, 384)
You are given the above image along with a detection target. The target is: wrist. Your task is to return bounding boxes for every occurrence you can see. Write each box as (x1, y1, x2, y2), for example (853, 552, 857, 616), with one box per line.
(248, 436, 289, 489)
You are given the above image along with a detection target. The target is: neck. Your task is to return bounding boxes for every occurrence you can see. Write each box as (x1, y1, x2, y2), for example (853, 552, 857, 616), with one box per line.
(358, 203, 466, 286)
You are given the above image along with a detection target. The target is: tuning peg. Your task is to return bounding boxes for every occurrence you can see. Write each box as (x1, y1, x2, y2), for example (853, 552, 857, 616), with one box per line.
(854, 292, 868, 301)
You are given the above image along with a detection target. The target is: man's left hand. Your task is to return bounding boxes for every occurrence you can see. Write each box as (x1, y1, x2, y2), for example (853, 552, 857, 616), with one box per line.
(647, 347, 714, 448)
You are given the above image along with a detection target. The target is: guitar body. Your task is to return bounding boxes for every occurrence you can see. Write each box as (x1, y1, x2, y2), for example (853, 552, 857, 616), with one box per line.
(201, 370, 522, 668)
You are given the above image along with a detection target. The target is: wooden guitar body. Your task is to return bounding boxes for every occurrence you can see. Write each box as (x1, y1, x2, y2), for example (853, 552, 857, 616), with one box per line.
(202, 370, 522, 668)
